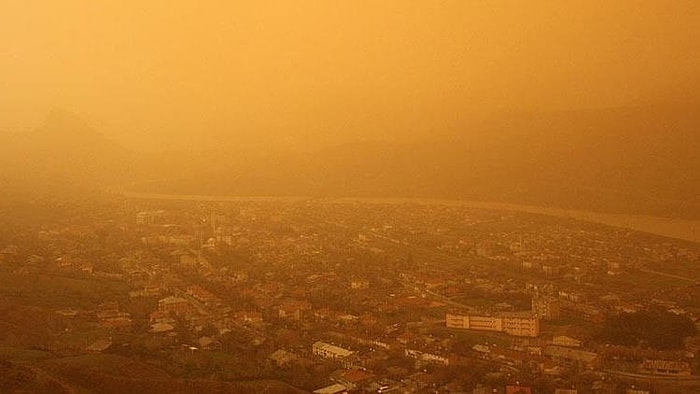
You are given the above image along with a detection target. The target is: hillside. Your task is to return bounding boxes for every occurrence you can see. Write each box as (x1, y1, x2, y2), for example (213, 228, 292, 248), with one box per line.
(0, 110, 135, 198)
(136, 104, 700, 218)
(0, 354, 305, 394)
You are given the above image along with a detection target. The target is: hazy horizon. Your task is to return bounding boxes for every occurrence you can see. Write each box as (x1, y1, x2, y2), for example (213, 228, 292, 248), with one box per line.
(1, 3, 700, 391)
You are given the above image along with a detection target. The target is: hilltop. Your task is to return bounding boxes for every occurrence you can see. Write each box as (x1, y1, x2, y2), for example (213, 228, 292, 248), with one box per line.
(0, 110, 135, 197)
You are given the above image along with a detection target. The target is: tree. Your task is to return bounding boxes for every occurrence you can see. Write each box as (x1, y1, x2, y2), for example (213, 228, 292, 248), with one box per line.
(598, 309, 697, 350)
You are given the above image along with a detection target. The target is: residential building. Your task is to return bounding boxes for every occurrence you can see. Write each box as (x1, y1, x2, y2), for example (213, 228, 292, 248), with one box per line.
(639, 359, 691, 376)
(158, 296, 192, 315)
(544, 345, 598, 367)
(446, 313, 540, 337)
(532, 294, 561, 320)
(552, 336, 581, 347)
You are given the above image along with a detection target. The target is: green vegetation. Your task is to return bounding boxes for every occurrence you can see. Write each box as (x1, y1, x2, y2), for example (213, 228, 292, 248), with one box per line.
(0, 346, 53, 362)
(0, 270, 128, 309)
(598, 309, 697, 349)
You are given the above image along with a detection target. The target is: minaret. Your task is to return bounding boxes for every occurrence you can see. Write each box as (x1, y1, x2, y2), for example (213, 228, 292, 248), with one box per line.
(519, 234, 523, 252)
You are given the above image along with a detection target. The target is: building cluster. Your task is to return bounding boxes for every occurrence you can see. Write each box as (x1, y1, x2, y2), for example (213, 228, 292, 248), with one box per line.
(1, 197, 698, 393)
(446, 313, 540, 337)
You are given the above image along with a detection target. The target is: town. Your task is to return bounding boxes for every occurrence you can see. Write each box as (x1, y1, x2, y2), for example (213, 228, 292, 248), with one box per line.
(0, 195, 698, 393)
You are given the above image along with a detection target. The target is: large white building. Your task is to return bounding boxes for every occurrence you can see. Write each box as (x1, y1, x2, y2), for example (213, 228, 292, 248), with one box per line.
(312, 342, 356, 367)
(445, 313, 540, 337)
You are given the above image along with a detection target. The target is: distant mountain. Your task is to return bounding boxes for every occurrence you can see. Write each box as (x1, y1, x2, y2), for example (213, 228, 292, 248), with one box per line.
(2, 105, 697, 218)
(135, 104, 700, 218)
(0, 110, 135, 197)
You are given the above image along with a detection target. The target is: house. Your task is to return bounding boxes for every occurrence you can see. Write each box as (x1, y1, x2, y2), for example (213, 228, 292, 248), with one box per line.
(150, 310, 174, 324)
(234, 310, 263, 325)
(158, 296, 192, 315)
(278, 299, 312, 321)
(350, 279, 370, 290)
(552, 336, 581, 347)
(0, 245, 19, 263)
(100, 314, 132, 330)
(268, 349, 297, 367)
(98, 301, 120, 313)
(313, 383, 348, 394)
(331, 368, 375, 390)
(96, 302, 132, 330)
(149, 322, 175, 334)
(506, 385, 532, 394)
(86, 339, 112, 353)
(405, 349, 449, 366)
(639, 359, 691, 376)
(198, 336, 222, 351)
(186, 285, 222, 306)
(472, 344, 491, 357)
(544, 345, 598, 367)
(473, 384, 501, 394)
(532, 294, 561, 320)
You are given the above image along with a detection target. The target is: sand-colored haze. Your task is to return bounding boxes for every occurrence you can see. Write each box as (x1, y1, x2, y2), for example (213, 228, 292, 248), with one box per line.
(1, 1, 698, 151)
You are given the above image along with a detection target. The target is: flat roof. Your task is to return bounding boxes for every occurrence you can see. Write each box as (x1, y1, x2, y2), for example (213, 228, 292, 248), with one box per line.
(313, 383, 347, 394)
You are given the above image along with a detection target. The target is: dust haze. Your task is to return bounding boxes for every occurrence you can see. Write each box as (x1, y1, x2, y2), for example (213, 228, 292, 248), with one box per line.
(1, 2, 699, 393)
(2, 1, 699, 150)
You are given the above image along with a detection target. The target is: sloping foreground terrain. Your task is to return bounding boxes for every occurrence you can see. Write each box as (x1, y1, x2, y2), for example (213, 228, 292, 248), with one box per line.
(0, 353, 306, 394)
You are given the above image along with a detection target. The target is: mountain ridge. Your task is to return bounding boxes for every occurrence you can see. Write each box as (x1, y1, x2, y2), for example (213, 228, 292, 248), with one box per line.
(1, 104, 698, 218)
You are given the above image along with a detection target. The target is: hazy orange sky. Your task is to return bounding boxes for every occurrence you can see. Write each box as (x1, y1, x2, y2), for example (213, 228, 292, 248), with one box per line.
(1, 1, 698, 151)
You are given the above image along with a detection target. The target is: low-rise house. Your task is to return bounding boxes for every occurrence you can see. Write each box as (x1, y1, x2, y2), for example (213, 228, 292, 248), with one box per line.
(544, 345, 598, 368)
(639, 359, 691, 376)
(149, 322, 175, 334)
(405, 349, 449, 366)
(331, 368, 375, 391)
(86, 339, 112, 353)
(313, 383, 348, 394)
(234, 310, 263, 325)
(150, 310, 174, 324)
(552, 336, 581, 347)
(198, 336, 222, 351)
(158, 296, 192, 315)
(269, 349, 297, 367)
(186, 285, 222, 306)
(350, 279, 369, 290)
(506, 385, 532, 394)
(278, 299, 312, 321)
